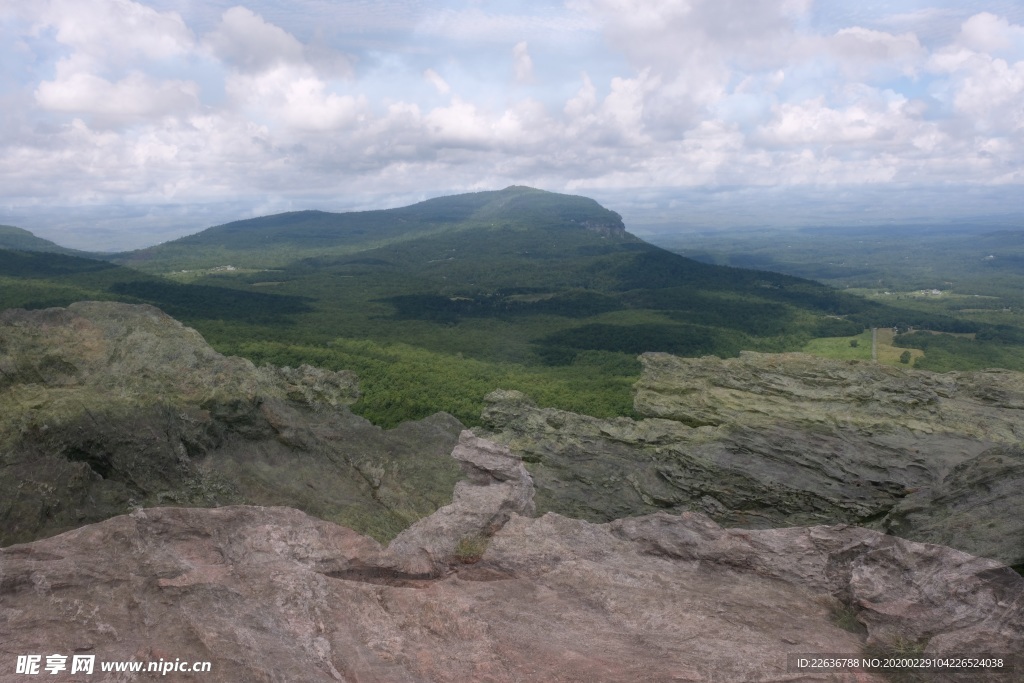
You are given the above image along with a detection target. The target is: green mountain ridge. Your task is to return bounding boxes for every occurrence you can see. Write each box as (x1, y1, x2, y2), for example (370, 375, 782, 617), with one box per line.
(0, 186, 986, 425)
(0, 224, 91, 257)
(113, 186, 628, 271)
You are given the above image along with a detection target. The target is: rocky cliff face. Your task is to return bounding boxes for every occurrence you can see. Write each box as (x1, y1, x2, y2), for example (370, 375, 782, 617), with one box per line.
(0, 302, 464, 545)
(2, 430, 1021, 682)
(5, 304, 1022, 571)
(480, 351, 1024, 570)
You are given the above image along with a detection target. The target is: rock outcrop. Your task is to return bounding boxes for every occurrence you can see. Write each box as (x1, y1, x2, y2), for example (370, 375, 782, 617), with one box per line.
(6, 304, 1024, 571)
(480, 351, 1024, 569)
(380, 431, 535, 575)
(2, 431, 1021, 682)
(0, 302, 464, 545)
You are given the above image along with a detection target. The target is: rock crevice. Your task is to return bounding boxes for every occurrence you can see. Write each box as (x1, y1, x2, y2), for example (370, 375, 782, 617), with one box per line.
(3, 433, 1021, 681)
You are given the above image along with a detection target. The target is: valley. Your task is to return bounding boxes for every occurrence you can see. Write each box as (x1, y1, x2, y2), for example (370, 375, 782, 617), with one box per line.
(2, 300, 1021, 681)
(0, 187, 990, 428)
(3, 190, 1023, 677)
(4, 189, 1022, 566)
(7, 2, 1024, 676)
(650, 224, 1024, 373)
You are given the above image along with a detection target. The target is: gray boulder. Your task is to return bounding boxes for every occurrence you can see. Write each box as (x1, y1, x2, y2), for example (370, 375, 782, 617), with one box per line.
(0, 302, 464, 545)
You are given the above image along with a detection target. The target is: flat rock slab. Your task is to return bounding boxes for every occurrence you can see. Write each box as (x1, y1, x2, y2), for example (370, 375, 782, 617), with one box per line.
(2, 503, 1021, 682)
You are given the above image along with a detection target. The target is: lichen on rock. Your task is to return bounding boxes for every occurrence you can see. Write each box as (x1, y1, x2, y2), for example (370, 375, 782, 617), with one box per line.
(0, 302, 463, 545)
(479, 351, 1024, 568)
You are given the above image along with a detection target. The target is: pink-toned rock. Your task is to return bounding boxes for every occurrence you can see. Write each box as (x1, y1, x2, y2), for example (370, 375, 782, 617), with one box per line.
(1, 434, 1021, 682)
(379, 431, 535, 576)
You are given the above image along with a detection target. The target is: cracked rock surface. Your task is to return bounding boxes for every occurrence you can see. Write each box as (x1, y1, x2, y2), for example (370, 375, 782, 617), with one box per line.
(2, 430, 1021, 682)
(480, 351, 1024, 568)
(0, 302, 464, 545)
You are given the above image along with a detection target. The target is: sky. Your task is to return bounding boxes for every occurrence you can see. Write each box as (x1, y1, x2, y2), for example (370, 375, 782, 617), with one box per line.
(1, 0, 1022, 250)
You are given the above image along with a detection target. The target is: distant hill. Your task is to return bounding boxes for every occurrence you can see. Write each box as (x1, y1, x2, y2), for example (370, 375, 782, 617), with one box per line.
(0, 248, 313, 325)
(112, 186, 628, 271)
(0, 224, 90, 256)
(4, 187, 973, 425)
(109, 186, 893, 348)
(648, 224, 1024, 372)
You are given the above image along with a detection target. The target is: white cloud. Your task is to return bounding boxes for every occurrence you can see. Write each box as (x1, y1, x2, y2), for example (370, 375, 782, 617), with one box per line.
(23, 0, 198, 126)
(423, 68, 451, 95)
(758, 92, 908, 146)
(424, 97, 492, 148)
(4, 0, 1024, 247)
(574, 0, 810, 71)
(33, 0, 194, 64)
(416, 6, 597, 43)
(598, 70, 659, 140)
(512, 41, 533, 83)
(35, 68, 199, 121)
(205, 6, 306, 72)
(564, 72, 597, 118)
(829, 27, 926, 79)
(226, 65, 367, 132)
(201, 7, 361, 134)
(957, 12, 1024, 54)
(950, 54, 1024, 131)
(931, 14, 1024, 134)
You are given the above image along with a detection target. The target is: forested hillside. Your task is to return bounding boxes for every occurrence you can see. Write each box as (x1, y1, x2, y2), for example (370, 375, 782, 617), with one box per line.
(1, 187, 995, 425)
(0, 225, 90, 256)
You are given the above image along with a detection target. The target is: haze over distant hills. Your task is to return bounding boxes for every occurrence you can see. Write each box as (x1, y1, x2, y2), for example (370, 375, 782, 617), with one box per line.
(0, 225, 91, 257)
(3, 189, 1024, 672)
(0, 186, 996, 425)
(112, 186, 633, 270)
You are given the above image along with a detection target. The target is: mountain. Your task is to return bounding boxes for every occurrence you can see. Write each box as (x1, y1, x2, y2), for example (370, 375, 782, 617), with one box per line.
(113, 186, 629, 270)
(4, 187, 974, 426)
(3, 194, 1023, 678)
(103, 187, 949, 422)
(0, 224, 90, 256)
(107, 188, 958, 355)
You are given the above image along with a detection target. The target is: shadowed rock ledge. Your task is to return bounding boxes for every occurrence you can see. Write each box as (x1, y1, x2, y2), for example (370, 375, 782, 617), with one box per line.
(0, 302, 464, 545)
(479, 351, 1024, 569)
(1, 430, 1021, 682)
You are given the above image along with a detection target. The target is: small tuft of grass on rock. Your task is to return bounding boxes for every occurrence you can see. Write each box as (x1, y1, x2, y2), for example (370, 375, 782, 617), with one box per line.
(831, 605, 866, 635)
(818, 596, 867, 636)
(454, 534, 490, 564)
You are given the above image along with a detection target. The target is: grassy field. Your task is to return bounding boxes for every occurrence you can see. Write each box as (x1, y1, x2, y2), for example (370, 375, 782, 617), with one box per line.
(802, 327, 924, 366)
(802, 329, 873, 361)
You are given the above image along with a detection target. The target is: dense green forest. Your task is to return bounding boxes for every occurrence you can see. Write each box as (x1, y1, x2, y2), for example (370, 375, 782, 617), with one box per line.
(5, 188, 1022, 425)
